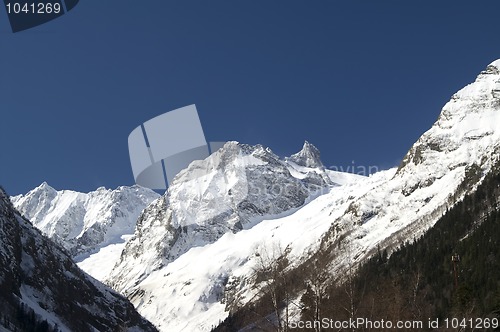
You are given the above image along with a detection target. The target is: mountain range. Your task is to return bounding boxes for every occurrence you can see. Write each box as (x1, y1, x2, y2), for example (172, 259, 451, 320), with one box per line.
(4, 59, 500, 331)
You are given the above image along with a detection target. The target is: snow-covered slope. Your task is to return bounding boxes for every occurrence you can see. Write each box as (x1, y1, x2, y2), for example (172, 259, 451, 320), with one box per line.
(319, 59, 500, 260)
(0, 187, 158, 332)
(123, 170, 393, 331)
(11, 184, 159, 260)
(108, 142, 334, 293)
(104, 59, 500, 332)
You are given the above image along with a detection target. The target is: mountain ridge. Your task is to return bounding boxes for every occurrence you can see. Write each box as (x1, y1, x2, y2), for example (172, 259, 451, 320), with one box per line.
(0, 186, 158, 332)
(11, 183, 159, 259)
(107, 141, 336, 294)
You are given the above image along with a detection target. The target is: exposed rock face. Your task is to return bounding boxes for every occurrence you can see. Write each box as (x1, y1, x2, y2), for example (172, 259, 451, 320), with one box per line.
(286, 140, 323, 168)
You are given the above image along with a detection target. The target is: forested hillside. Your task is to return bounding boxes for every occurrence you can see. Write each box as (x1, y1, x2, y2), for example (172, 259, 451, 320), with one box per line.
(298, 164, 500, 331)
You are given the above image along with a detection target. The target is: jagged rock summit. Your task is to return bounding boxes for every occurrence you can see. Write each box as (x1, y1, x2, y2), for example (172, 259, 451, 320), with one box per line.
(286, 140, 324, 168)
(108, 141, 334, 293)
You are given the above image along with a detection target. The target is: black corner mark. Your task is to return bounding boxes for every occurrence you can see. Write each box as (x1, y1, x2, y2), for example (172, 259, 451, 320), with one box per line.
(3, 0, 79, 33)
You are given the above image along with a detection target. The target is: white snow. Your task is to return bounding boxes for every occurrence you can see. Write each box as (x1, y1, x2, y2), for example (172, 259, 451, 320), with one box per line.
(11, 184, 159, 259)
(325, 169, 367, 185)
(109, 60, 500, 332)
(76, 235, 132, 282)
(125, 170, 393, 331)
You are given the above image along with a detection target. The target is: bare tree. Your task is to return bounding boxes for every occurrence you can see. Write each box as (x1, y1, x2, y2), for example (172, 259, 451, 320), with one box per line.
(253, 243, 291, 332)
(339, 241, 365, 332)
(303, 259, 330, 332)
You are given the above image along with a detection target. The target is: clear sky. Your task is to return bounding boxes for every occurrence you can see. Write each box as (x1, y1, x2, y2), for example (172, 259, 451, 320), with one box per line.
(1, 1, 500, 195)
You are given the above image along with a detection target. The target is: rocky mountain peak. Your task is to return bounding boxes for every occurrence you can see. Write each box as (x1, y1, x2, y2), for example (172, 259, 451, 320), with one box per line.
(397, 59, 500, 177)
(32, 181, 57, 197)
(38, 181, 54, 190)
(286, 140, 323, 168)
(481, 59, 500, 75)
(108, 141, 333, 293)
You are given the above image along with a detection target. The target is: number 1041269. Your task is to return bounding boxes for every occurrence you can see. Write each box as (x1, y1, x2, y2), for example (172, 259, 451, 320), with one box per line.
(6, 2, 62, 14)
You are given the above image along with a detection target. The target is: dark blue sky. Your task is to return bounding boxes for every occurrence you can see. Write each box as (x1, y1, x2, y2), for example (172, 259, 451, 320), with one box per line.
(2, 1, 500, 195)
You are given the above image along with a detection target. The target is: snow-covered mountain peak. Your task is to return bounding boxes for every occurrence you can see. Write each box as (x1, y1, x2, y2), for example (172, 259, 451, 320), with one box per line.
(454, 60, 500, 100)
(172, 141, 275, 186)
(483, 58, 500, 73)
(20, 181, 57, 201)
(11, 184, 159, 258)
(38, 181, 54, 190)
(323, 61, 500, 277)
(108, 141, 334, 293)
(286, 140, 323, 168)
(397, 60, 500, 179)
